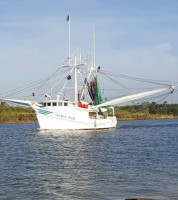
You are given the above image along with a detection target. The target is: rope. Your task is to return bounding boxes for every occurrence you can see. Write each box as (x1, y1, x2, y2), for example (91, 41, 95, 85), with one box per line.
(100, 70, 174, 86)
(1, 68, 68, 99)
(100, 72, 133, 92)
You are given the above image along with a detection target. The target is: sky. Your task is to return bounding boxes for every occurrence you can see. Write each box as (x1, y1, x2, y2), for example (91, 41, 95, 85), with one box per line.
(0, 0, 178, 103)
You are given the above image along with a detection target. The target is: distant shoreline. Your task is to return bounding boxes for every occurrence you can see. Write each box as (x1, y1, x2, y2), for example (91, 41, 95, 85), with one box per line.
(0, 117, 177, 124)
(1, 103, 178, 124)
(117, 116, 178, 121)
(0, 120, 37, 124)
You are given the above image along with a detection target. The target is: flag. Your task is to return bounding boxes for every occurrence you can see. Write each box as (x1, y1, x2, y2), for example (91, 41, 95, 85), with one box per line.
(67, 15, 70, 22)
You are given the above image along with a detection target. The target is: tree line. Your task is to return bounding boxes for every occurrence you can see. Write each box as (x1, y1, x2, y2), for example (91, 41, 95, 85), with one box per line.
(0, 101, 178, 123)
(119, 101, 178, 116)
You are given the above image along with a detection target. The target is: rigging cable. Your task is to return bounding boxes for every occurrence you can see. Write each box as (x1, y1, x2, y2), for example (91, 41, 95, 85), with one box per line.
(1, 68, 69, 99)
(100, 70, 174, 87)
(99, 72, 133, 92)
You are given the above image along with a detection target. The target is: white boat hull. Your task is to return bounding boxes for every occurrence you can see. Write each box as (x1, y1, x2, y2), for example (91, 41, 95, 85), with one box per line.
(34, 106, 117, 130)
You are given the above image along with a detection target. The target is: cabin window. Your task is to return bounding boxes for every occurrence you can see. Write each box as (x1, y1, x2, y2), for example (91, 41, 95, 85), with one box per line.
(44, 103, 46, 107)
(64, 103, 68, 106)
(53, 102, 57, 106)
(58, 102, 62, 106)
(47, 103, 51, 106)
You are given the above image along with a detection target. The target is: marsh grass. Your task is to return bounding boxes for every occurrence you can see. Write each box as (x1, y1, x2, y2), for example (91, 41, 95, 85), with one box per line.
(0, 104, 37, 123)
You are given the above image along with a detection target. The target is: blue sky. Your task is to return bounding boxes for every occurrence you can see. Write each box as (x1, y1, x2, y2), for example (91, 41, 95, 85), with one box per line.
(0, 0, 178, 102)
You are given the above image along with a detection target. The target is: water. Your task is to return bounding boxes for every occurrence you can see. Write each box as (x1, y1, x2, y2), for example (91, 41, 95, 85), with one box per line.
(0, 119, 178, 200)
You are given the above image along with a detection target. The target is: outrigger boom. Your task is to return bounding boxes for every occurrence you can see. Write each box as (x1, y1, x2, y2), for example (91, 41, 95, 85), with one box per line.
(93, 86, 176, 108)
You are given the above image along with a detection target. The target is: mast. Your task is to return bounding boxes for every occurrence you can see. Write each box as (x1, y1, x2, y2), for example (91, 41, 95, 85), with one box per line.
(80, 30, 96, 101)
(67, 15, 78, 102)
(74, 56, 78, 102)
(67, 15, 71, 63)
(93, 29, 95, 67)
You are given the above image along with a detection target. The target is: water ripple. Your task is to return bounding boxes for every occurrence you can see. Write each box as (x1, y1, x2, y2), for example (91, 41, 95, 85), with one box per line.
(0, 120, 178, 200)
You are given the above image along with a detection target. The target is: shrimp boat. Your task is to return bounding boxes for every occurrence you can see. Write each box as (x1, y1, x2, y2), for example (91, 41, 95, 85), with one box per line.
(0, 17, 176, 130)
(0, 49, 176, 130)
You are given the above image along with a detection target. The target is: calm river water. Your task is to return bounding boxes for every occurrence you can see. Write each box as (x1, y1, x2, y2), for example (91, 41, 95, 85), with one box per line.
(0, 119, 178, 200)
